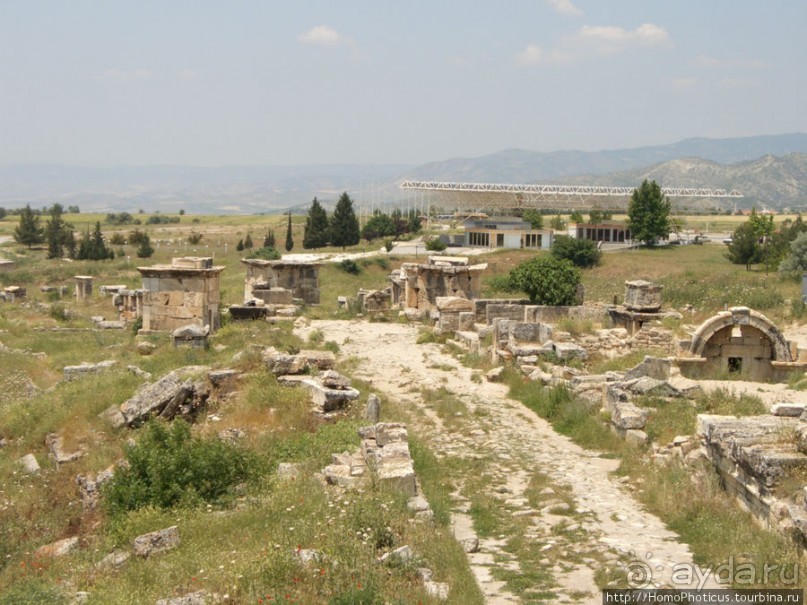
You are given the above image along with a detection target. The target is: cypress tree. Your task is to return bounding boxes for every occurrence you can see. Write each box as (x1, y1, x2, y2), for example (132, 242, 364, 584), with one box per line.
(303, 197, 329, 249)
(329, 192, 360, 250)
(285, 212, 294, 252)
(45, 204, 70, 259)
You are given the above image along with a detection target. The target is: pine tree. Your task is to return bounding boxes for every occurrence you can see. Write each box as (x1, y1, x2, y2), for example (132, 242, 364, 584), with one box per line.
(45, 204, 70, 259)
(136, 233, 155, 258)
(285, 212, 294, 252)
(303, 197, 329, 249)
(236, 239, 244, 252)
(244, 233, 254, 250)
(263, 231, 276, 248)
(77, 222, 112, 260)
(329, 192, 360, 250)
(64, 230, 77, 259)
(13, 204, 44, 249)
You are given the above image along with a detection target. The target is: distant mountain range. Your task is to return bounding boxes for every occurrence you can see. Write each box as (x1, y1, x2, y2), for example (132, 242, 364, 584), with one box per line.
(1, 133, 806, 213)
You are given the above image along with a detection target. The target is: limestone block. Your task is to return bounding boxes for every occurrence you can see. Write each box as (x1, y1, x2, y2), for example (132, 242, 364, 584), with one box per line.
(797, 424, 807, 455)
(18, 453, 40, 474)
(772, 403, 807, 417)
(321, 370, 351, 389)
(552, 342, 588, 360)
(366, 394, 381, 422)
(377, 459, 417, 496)
(624, 280, 663, 312)
(510, 322, 551, 343)
(133, 526, 180, 558)
(457, 311, 476, 331)
(375, 423, 408, 446)
(119, 366, 208, 426)
(299, 350, 336, 370)
(35, 536, 79, 559)
(624, 429, 649, 445)
(302, 379, 360, 412)
(437, 312, 460, 334)
(623, 377, 683, 398)
(260, 287, 294, 305)
(435, 296, 474, 313)
(95, 550, 131, 570)
(625, 356, 672, 381)
(265, 351, 306, 375)
(611, 401, 649, 430)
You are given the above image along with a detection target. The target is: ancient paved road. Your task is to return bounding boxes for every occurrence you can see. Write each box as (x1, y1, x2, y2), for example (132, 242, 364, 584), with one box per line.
(297, 320, 720, 603)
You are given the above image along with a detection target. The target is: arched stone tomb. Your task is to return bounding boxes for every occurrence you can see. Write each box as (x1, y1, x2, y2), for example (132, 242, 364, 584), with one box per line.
(679, 306, 795, 381)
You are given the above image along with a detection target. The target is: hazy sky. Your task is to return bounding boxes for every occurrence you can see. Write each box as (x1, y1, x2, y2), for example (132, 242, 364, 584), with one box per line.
(1, 1, 805, 166)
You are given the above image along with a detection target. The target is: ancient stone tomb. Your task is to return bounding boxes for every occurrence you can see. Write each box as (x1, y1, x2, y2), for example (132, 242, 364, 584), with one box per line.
(677, 306, 804, 382)
(138, 257, 224, 334)
(241, 259, 320, 305)
(390, 256, 487, 313)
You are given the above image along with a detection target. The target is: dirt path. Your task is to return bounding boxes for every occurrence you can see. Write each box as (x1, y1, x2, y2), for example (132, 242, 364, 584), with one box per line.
(297, 320, 720, 602)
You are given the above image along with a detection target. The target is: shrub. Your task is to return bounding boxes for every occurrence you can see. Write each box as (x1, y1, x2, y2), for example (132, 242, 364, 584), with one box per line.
(551, 235, 601, 268)
(247, 247, 281, 260)
(424, 236, 447, 252)
(187, 230, 203, 245)
(486, 274, 520, 294)
(103, 420, 256, 517)
(338, 259, 361, 274)
(508, 256, 581, 305)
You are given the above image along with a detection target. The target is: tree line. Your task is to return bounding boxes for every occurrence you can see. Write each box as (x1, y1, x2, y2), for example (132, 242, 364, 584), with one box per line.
(14, 203, 120, 260)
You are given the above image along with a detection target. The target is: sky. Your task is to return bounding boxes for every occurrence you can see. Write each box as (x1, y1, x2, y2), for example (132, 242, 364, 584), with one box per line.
(1, 1, 805, 167)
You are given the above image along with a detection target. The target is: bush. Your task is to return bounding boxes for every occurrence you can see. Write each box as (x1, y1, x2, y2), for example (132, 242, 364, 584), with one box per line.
(508, 256, 581, 305)
(187, 230, 203, 245)
(146, 215, 180, 225)
(247, 246, 281, 260)
(551, 235, 601, 268)
(424, 236, 447, 252)
(338, 259, 361, 274)
(103, 420, 256, 517)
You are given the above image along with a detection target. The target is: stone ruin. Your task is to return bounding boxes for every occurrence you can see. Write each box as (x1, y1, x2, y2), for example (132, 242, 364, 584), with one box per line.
(389, 256, 487, 317)
(138, 257, 224, 334)
(0, 286, 25, 302)
(75, 275, 93, 300)
(242, 258, 320, 304)
(677, 306, 807, 382)
(231, 259, 320, 320)
(322, 422, 419, 498)
(100, 365, 223, 429)
(263, 347, 360, 415)
(0, 258, 14, 272)
(608, 280, 681, 336)
(357, 288, 393, 313)
(113, 288, 144, 322)
(698, 409, 807, 546)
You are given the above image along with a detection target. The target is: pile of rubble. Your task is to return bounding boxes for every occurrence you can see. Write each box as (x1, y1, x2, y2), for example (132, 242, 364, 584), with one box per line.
(322, 422, 421, 501)
(264, 347, 359, 415)
(100, 366, 216, 428)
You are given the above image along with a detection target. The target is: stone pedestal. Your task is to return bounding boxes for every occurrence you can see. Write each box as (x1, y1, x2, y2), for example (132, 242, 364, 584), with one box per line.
(75, 276, 93, 300)
(624, 280, 663, 312)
